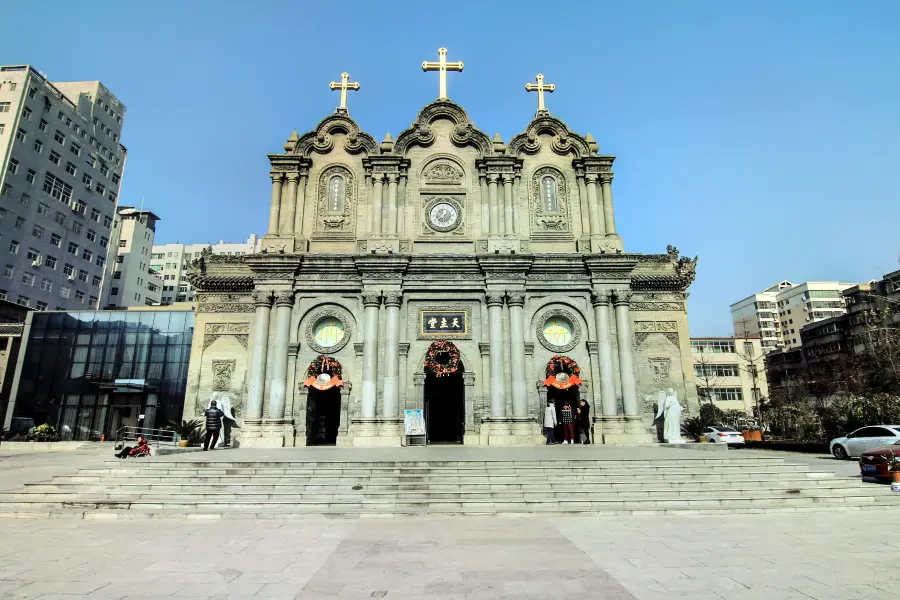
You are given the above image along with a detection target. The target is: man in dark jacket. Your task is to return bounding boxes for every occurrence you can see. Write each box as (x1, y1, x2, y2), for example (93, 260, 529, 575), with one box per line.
(577, 399, 591, 444)
(203, 400, 225, 451)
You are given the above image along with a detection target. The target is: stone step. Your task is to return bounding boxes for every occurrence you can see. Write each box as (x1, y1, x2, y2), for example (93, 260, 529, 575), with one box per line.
(24, 478, 850, 493)
(101, 457, 790, 467)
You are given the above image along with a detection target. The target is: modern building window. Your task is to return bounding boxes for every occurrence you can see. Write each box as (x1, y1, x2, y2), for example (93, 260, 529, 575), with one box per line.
(33, 140, 43, 153)
(0, 290, 7, 301)
(69, 142, 81, 156)
(59, 286, 70, 298)
(86, 229, 96, 242)
(8, 241, 19, 255)
(38, 119, 47, 132)
(21, 272, 35, 286)
(89, 295, 98, 308)
(65, 162, 77, 176)
(77, 269, 88, 282)
(21, 193, 30, 207)
(99, 236, 109, 248)
(13, 217, 24, 230)
(15, 128, 26, 142)
(118, 240, 127, 248)
(103, 216, 112, 228)
(91, 275, 101, 287)
(90, 208, 100, 222)
(0, 102, 10, 113)
(1, 183, 12, 196)
(22, 107, 31, 120)
(95, 256, 105, 268)
(36, 301, 48, 311)
(116, 256, 124, 264)
(49, 151, 61, 165)
(16, 296, 30, 307)
(40, 278, 52, 292)
(43, 173, 73, 203)
(54, 130, 65, 144)
(25, 169, 35, 184)
(113, 271, 122, 280)
(67, 242, 79, 255)
(82, 249, 93, 261)
(7, 158, 19, 174)
(50, 233, 62, 247)
(45, 255, 57, 269)
(99, 164, 109, 177)
(75, 290, 85, 303)
(31, 225, 44, 240)
(3, 265, 13, 278)
(110, 287, 119, 296)
(62, 263, 75, 277)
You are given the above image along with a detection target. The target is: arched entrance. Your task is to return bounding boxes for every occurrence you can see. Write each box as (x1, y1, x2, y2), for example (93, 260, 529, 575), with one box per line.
(544, 355, 585, 444)
(303, 356, 344, 446)
(423, 340, 465, 444)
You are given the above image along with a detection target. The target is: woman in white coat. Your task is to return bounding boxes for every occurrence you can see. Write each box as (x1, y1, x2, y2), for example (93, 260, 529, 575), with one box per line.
(543, 401, 558, 445)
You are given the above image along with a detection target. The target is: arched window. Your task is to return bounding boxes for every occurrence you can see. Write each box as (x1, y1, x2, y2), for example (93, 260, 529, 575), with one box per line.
(540, 175, 558, 212)
(327, 175, 344, 213)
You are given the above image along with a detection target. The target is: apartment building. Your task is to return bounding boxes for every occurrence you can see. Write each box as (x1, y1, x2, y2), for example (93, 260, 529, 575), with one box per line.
(731, 280, 856, 352)
(690, 337, 769, 416)
(0, 65, 126, 310)
(150, 234, 259, 304)
(103, 207, 162, 307)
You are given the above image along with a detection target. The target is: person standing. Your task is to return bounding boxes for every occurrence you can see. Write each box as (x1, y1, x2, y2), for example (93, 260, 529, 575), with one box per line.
(543, 401, 558, 445)
(560, 400, 575, 444)
(203, 400, 225, 451)
(577, 399, 591, 444)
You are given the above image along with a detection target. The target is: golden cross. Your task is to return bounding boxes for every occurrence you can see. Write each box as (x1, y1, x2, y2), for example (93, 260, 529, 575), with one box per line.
(525, 73, 556, 114)
(328, 72, 360, 113)
(422, 47, 464, 100)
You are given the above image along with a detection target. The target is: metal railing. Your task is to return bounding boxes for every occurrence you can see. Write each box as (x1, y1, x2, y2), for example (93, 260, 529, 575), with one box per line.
(114, 426, 177, 450)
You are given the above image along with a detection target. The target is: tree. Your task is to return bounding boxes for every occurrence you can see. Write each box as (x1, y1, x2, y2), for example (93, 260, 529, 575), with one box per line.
(693, 346, 723, 405)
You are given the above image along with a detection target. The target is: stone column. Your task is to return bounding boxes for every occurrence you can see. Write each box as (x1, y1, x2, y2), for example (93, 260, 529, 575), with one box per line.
(386, 174, 399, 235)
(397, 175, 407, 236)
(488, 174, 500, 236)
(612, 290, 638, 416)
(267, 292, 294, 420)
(280, 173, 299, 234)
(286, 342, 299, 443)
(503, 175, 515, 236)
(478, 342, 491, 425)
(268, 173, 283, 235)
(371, 174, 384, 235)
(398, 342, 410, 411)
(360, 293, 382, 418)
(577, 175, 591, 236)
(486, 293, 506, 418)
(339, 383, 352, 436)
(480, 176, 490, 237)
(592, 290, 618, 417)
(507, 293, 528, 418)
(381, 293, 402, 419)
(463, 372, 476, 432)
(413, 373, 426, 411)
(585, 175, 606, 236)
(247, 291, 272, 419)
(601, 173, 617, 235)
(293, 174, 307, 238)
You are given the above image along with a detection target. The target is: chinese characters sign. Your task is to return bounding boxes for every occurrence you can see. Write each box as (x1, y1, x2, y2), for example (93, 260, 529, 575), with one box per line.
(419, 309, 469, 339)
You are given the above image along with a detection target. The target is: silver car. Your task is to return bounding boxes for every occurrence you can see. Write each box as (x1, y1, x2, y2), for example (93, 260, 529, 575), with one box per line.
(830, 425, 900, 459)
(702, 426, 746, 446)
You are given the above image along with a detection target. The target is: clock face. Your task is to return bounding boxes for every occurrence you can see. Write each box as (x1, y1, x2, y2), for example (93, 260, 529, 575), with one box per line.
(428, 201, 460, 231)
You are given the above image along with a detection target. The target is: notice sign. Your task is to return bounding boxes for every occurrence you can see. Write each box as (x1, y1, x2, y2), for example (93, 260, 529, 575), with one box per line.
(404, 409, 425, 436)
(420, 309, 468, 339)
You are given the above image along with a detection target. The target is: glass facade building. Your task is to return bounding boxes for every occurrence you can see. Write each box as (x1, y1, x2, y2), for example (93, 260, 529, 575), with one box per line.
(7, 309, 194, 440)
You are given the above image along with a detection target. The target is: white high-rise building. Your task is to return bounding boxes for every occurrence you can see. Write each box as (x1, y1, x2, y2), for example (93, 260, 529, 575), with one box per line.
(731, 280, 856, 352)
(0, 65, 127, 310)
(102, 207, 162, 307)
(151, 234, 259, 304)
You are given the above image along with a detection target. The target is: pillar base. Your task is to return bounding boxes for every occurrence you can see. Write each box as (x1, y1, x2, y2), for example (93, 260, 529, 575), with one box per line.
(238, 419, 294, 448)
(599, 416, 655, 445)
(260, 234, 303, 253)
(344, 418, 403, 447)
(589, 234, 623, 254)
(479, 418, 543, 446)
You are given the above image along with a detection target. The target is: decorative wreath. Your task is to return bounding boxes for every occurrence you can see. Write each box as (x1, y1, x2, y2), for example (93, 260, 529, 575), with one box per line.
(307, 355, 343, 379)
(545, 355, 581, 377)
(424, 340, 461, 377)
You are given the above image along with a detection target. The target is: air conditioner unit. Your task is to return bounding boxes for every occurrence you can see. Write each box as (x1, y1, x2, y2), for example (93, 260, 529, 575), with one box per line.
(67, 273, 76, 281)
(84, 183, 91, 190)
(31, 260, 41, 268)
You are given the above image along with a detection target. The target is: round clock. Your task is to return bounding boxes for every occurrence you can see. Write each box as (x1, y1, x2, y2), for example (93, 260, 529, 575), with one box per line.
(427, 201, 460, 232)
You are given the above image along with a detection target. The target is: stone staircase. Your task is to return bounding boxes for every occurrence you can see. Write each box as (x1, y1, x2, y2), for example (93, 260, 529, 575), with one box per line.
(1, 452, 898, 519)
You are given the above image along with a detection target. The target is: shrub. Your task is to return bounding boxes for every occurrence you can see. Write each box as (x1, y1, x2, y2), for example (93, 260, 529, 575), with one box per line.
(29, 424, 59, 442)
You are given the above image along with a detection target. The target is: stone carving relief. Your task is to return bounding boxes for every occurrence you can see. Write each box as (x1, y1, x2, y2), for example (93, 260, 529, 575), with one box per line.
(211, 360, 236, 391)
(202, 323, 251, 350)
(531, 166, 571, 239)
(422, 161, 463, 184)
(315, 164, 355, 237)
(648, 357, 671, 383)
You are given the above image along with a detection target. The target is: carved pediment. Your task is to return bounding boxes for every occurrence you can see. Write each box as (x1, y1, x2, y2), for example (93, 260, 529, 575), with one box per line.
(291, 113, 377, 157)
(509, 114, 592, 158)
(395, 100, 492, 155)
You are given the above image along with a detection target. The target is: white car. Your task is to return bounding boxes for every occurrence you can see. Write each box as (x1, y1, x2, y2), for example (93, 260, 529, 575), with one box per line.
(829, 425, 900, 460)
(702, 426, 745, 446)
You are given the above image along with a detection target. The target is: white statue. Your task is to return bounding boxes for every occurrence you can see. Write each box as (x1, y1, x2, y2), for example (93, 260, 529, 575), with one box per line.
(206, 392, 236, 448)
(655, 387, 684, 443)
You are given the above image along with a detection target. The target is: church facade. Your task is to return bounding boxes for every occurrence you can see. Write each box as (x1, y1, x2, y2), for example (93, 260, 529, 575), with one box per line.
(182, 53, 699, 447)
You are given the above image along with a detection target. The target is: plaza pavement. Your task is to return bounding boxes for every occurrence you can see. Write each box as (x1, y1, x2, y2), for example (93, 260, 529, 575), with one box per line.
(0, 446, 895, 599)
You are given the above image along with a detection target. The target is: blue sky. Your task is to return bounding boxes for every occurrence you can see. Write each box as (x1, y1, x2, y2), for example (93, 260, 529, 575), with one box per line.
(2, 1, 898, 335)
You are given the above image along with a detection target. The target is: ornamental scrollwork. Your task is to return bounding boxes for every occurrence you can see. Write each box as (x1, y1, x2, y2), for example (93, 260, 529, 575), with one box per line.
(531, 166, 571, 239)
(534, 307, 582, 353)
(422, 161, 463, 184)
(211, 360, 236, 391)
(198, 303, 256, 313)
(304, 305, 354, 354)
